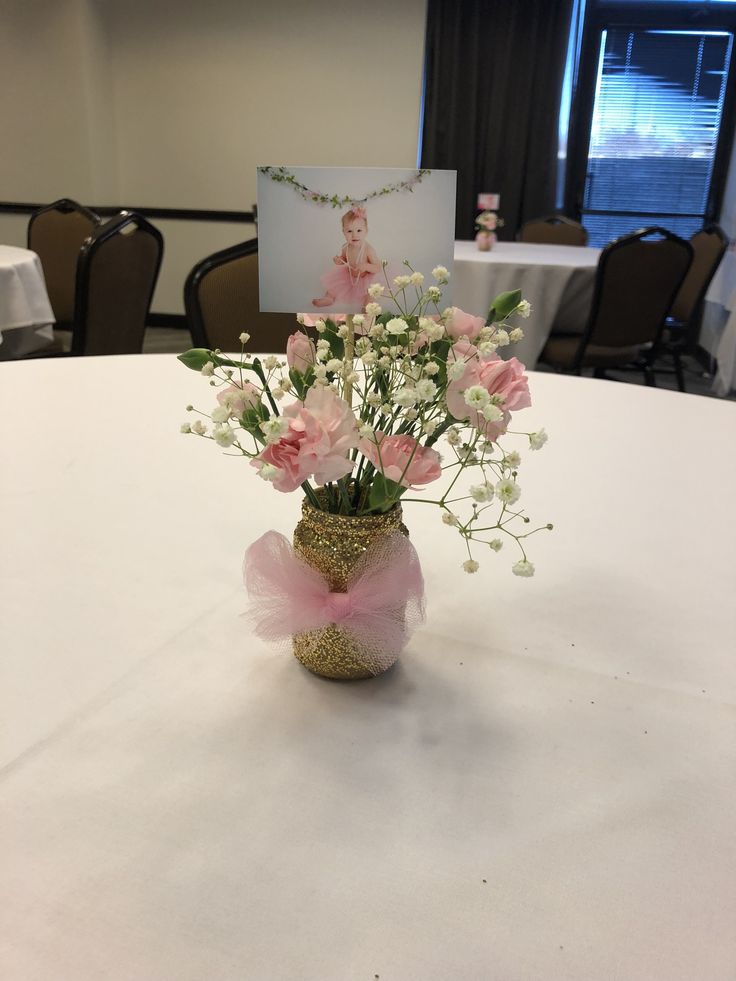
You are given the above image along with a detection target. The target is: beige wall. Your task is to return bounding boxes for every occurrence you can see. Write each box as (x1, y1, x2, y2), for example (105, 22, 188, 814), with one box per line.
(0, 0, 428, 313)
(0, 0, 98, 200)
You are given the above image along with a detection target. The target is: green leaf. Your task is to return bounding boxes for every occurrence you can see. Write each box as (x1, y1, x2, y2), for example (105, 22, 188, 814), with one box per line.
(368, 472, 404, 512)
(177, 348, 213, 371)
(488, 289, 522, 322)
(324, 320, 345, 359)
(289, 367, 306, 400)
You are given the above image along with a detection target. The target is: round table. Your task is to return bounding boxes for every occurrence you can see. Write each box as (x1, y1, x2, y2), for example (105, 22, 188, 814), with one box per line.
(453, 241, 601, 368)
(0, 244, 55, 359)
(2, 355, 734, 980)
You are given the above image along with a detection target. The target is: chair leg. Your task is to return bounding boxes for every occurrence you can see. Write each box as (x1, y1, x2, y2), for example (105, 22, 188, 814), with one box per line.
(673, 352, 686, 393)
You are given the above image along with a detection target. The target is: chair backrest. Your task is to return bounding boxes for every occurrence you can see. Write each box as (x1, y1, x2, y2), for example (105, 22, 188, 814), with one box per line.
(185, 238, 297, 352)
(670, 224, 728, 324)
(577, 227, 692, 363)
(27, 198, 101, 326)
(519, 215, 588, 246)
(72, 211, 164, 356)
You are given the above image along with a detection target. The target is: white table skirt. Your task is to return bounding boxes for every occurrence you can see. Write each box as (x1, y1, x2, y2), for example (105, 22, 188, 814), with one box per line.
(1, 355, 735, 981)
(707, 248, 736, 396)
(453, 241, 600, 367)
(0, 244, 55, 358)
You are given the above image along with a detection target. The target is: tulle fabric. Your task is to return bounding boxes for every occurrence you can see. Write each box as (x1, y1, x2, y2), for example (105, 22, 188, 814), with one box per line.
(318, 263, 372, 306)
(243, 530, 425, 656)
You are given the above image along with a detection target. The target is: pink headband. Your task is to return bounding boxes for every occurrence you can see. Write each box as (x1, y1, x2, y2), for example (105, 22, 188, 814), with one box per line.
(350, 206, 367, 220)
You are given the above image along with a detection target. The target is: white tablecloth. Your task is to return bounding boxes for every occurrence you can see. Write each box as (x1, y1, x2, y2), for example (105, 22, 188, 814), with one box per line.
(1, 356, 735, 980)
(0, 244, 55, 358)
(452, 240, 600, 368)
(707, 248, 736, 396)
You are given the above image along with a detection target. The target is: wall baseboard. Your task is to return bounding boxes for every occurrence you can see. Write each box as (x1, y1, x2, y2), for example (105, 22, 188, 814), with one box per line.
(148, 313, 188, 329)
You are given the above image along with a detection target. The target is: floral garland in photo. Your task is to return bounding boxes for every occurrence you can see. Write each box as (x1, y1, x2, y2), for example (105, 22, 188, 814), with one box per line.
(258, 166, 431, 209)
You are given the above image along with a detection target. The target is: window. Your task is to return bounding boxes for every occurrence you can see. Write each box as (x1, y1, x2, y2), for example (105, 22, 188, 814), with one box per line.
(581, 26, 733, 245)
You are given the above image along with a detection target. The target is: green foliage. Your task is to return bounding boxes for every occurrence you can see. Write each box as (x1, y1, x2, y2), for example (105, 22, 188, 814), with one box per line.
(368, 472, 404, 512)
(289, 365, 315, 401)
(177, 349, 213, 371)
(488, 289, 522, 322)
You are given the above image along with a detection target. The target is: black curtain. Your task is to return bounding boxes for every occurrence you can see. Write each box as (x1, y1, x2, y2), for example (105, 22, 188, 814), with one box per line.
(421, 0, 574, 240)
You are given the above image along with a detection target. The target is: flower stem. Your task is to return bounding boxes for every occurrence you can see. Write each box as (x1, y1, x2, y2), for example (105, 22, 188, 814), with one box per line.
(301, 481, 321, 509)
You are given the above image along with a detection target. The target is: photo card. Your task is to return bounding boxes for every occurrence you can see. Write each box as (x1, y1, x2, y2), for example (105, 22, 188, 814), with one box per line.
(257, 166, 456, 314)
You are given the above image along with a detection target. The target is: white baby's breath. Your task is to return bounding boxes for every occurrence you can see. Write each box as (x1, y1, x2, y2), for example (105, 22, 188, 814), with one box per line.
(393, 387, 417, 407)
(365, 302, 382, 317)
(367, 283, 384, 299)
(409, 271, 424, 286)
(213, 426, 236, 447)
(482, 403, 504, 423)
(512, 559, 535, 577)
(259, 418, 289, 444)
(463, 559, 480, 574)
(257, 463, 280, 483)
(529, 428, 548, 450)
(201, 361, 215, 377)
(386, 317, 409, 336)
(239, 332, 250, 345)
(393, 274, 411, 288)
(516, 300, 532, 318)
(191, 420, 207, 435)
(469, 481, 494, 503)
(432, 265, 449, 283)
(211, 405, 230, 424)
(464, 385, 490, 410)
(415, 379, 438, 401)
(496, 477, 521, 505)
(447, 360, 467, 381)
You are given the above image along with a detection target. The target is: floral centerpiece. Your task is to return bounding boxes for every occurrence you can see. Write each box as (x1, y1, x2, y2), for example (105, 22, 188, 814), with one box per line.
(179, 266, 550, 679)
(475, 210, 504, 251)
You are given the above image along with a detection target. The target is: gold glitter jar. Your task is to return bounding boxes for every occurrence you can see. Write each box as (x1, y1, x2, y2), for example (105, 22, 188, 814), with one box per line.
(292, 497, 407, 680)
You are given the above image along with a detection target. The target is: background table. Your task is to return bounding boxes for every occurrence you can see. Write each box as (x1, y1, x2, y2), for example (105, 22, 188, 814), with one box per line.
(706, 247, 736, 397)
(453, 240, 600, 367)
(0, 244, 54, 359)
(2, 356, 735, 980)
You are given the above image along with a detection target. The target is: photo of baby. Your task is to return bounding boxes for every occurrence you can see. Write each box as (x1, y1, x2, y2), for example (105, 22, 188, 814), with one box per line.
(257, 166, 457, 315)
(312, 206, 382, 309)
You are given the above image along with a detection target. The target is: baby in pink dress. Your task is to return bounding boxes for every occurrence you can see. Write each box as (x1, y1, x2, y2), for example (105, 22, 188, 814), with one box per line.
(312, 207, 383, 308)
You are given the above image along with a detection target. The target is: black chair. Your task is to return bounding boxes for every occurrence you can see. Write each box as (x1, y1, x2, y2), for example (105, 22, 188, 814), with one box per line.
(519, 215, 588, 246)
(540, 227, 693, 384)
(27, 198, 102, 334)
(185, 238, 297, 352)
(652, 224, 728, 392)
(69, 211, 164, 355)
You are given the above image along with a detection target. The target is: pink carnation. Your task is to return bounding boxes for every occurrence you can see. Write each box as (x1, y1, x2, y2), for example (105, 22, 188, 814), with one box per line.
(445, 307, 485, 342)
(251, 386, 358, 492)
(217, 381, 260, 417)
(447, 354, 531, 437)
(286, 331, 316, 372)
(360, 432, 442, 489)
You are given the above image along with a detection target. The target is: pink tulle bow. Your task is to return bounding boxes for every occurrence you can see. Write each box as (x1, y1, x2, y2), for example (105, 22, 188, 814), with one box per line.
(243, 530, 425, 655)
